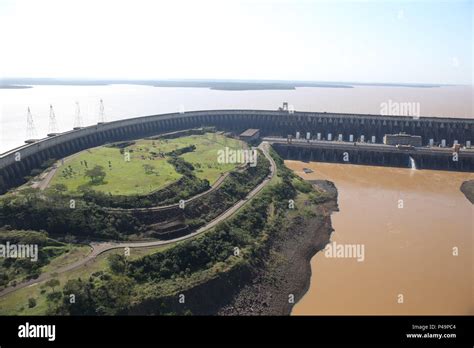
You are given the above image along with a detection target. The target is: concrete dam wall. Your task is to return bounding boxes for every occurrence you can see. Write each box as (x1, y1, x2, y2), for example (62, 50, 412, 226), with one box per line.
(0, 109, 473, 192)
(271, 142, 474, 172)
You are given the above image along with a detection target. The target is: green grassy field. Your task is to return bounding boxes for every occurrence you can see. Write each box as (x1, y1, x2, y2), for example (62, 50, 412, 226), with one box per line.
(48, 133, 245, 196)
(179, 133, 244, 183)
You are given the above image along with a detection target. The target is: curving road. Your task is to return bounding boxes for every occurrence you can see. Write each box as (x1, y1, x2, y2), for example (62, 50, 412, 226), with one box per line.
(0, 142, 276, 298)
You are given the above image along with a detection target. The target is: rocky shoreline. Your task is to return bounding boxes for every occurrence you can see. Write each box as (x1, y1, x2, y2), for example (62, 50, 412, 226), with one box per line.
(460, 180, 474, 204)
(218, 180, 338, 315)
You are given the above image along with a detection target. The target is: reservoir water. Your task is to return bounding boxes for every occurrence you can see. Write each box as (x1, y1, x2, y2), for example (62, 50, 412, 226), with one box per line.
(288, 161, 474, 315)
(1, 84, 472, 153)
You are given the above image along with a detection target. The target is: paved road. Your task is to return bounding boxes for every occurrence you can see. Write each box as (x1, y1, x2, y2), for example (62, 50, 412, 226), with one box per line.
(0, 142, 276, 298)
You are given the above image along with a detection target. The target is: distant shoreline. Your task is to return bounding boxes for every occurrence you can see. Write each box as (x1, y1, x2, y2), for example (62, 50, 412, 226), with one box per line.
(0, 85, 32, 89)
(0, 78, 451, 91)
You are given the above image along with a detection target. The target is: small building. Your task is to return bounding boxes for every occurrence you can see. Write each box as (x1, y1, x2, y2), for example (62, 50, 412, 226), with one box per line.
(383, 133, 422, 147)
(278, 102, 289, 111)
(240, 128, 260, 141)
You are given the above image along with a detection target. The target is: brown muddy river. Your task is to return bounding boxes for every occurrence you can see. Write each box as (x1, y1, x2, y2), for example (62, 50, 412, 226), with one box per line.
(287, 161, 474, 315)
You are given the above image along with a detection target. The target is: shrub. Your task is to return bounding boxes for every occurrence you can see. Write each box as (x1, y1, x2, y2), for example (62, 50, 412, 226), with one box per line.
(28, 297, 37, 308)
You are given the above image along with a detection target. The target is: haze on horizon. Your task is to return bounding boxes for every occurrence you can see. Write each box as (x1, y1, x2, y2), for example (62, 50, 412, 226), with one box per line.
(0, 0, 472, 85)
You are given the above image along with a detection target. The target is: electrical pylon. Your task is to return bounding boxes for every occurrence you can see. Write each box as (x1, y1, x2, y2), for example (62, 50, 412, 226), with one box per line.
(48, 104, 58, 133)
(74, 101, 82, 128)
(98, 99, 106, 123)
(26, 107, 37, 139)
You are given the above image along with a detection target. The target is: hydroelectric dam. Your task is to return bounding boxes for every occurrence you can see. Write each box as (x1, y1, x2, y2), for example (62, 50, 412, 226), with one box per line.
(0, 109, 473, 193)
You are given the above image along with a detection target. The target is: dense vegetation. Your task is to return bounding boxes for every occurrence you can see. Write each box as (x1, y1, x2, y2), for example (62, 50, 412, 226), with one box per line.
(184, 152, 271, 229)
(0, 229, 70, 289)
(47, 151, 302, 315)
(79, 175, 210, 209)
(52, 274, 134, 315)
(129, 195, 276, 283)
(49, 192, 282, 315)
(0, 187, 142, 240)
(165, 144, 196, 157)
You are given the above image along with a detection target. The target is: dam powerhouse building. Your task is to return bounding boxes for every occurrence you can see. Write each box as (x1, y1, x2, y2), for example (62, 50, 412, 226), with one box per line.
(383, 133, 423, 147)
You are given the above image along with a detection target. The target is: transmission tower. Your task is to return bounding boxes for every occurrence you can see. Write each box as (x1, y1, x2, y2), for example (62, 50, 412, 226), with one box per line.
(48, 104, 58, 134)
(26, 107, 37, 139)
(74, 101, 82, 128)
(98, 99, 106, 123)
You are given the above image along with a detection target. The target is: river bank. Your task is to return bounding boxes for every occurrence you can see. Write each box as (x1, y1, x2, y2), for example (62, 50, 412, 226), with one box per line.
(460, 180, 474, 204)
(218, 180, 338, 315)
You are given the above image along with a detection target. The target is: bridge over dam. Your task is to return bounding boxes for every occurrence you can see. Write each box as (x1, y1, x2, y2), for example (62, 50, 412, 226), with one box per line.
(264, 137, 474, 172)
(0, 109, 473, 192)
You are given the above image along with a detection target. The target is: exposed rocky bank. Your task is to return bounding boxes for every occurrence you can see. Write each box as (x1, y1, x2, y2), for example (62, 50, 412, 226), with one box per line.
(217, 180, 338, 315)
(460, 180, 474, 204)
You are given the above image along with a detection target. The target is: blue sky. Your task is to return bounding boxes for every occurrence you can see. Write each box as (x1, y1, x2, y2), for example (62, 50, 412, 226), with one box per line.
(0, 0, 471, 84)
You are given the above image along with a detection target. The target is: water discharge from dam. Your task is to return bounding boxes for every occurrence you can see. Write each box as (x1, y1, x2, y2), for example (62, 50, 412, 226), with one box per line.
(287, 161, 474, 315)
(409, 156, 416, 170)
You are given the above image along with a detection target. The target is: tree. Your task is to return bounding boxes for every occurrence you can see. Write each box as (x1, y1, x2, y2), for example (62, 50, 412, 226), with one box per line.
(108, 254, 126, 274)
(45, 183, 68, 201)
(84, 165, 106, 185)
(28, 297, 37, 308)
(20, 187, 40, 204)
(59, 278, 95, 315)
(45, 278, 60, 292)
(50, 183, 67, 193)
(46, 291, 62, 303)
